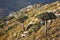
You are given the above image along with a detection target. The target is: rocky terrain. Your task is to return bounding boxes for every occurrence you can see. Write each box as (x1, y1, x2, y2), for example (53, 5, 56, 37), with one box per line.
(0, 1, 60, 40)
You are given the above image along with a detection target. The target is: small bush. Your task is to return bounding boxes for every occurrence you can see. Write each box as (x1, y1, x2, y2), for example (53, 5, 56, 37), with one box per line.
(0, 32, 4, 36)
(8, 26, 13, 30)
(0, 24, 4, 28)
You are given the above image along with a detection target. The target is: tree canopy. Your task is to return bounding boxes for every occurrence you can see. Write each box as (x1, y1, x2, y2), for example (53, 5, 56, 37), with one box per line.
(36, 12, 57, 20)
(18, 14, 29, 23)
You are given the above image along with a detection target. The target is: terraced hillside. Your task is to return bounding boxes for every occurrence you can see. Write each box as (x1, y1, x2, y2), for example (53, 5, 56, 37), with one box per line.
(0, 1, 60, 40)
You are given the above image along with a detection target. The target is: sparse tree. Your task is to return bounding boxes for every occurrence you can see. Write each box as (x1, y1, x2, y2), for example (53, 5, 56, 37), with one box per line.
(48, 12, 57, 24)
(18, 14, 29, 32)
(36, 12, 57, 40)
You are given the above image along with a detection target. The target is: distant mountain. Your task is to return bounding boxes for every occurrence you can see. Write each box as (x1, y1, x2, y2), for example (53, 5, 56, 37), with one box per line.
(0, 0, 57, 17)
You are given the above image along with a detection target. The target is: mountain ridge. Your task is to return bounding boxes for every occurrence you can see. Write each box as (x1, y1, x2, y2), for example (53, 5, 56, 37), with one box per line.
(0, 0, 57, 17)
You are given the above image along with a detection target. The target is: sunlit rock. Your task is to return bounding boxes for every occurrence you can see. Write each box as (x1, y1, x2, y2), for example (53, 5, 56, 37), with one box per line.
(48, 10, 53, 12)
(33, 4, 42, 8)
(53, 10, 56, 12)
(35, 18, 38, 21)
(48, 20, 51, 23)
(6, 21, 9, 24)
(24, 31, 28, 34)
(53, 38, 55, 40)
(9, 14, 13, 17)
(29, 22, 33, 24)
(13, 33, 16, 36)
(26, 5, 33, 9)
(21, 33, 26, 37)
(26, 9, 30, 11)
(25, 14, 28, 16)
(57, 3, 60, 6)
(44, 4, 48, 6)
(40, 21, 44, 24)
(55, 14, 60, 17)
(53, 10, 56, 13)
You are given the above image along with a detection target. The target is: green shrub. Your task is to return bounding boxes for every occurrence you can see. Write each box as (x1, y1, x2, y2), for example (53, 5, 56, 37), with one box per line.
(0, 24, 4, 28)
(0, 32, 4, 36)
(8, 26, 13, 30)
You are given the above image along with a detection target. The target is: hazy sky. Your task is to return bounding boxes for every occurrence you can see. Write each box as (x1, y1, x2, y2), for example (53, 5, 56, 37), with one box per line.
(0, 0, 57, 9)
(0, 0, 57, 16)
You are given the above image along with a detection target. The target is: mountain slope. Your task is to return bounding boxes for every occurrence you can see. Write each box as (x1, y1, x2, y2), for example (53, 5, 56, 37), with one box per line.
(0, 1, 60, 40)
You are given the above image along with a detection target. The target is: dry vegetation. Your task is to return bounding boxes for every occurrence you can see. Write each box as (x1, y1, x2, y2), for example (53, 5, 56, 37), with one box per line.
(0, 1, 60, 40)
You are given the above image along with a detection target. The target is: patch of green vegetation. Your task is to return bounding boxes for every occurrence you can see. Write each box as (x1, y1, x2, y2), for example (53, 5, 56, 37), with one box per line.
(0, 32, 4, 36)
(8, 26, 14, 30)
(0, 24, 3, 28)
(28, 23, 41, 34)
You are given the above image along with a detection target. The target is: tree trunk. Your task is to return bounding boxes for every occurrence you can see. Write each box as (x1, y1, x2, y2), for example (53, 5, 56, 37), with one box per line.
(50, 19, 52, 25)
(45, 20, 48, 40)
(22, 23, 25, 32)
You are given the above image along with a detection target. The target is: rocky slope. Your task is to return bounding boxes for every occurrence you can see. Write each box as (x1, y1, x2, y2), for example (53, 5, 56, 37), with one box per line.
(0, 1, 60, 40)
